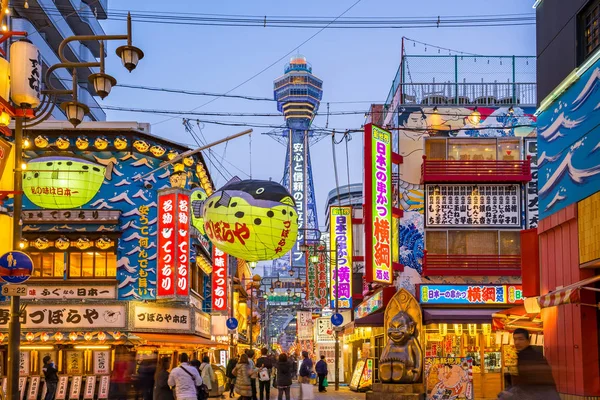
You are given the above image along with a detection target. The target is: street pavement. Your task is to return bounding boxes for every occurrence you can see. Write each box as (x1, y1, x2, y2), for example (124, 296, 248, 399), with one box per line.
(244, 383, 366, 400)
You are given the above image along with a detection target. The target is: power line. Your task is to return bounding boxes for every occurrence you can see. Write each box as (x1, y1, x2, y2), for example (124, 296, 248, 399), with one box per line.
(151, 0, 365, 126)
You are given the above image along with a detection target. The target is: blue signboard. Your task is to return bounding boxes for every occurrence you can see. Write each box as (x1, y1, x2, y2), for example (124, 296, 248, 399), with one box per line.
(331, 313, 344, 327)
(226, 317, 239, 330)
(538, 59, 600, 218)
(418, 284, 523, 305)
(0, 251, 34, 284)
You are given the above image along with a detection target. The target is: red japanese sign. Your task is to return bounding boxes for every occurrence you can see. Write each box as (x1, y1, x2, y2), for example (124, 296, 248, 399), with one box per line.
(157, 191, 191, 298)
(212, 247, 228, 312)
(176, 193, 190, 297)
(158, 193, 176, 298)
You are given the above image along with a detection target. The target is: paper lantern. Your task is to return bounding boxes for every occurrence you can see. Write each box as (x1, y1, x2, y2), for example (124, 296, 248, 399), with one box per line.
(149, 145, 165, 157)
(76, 136, 89, 150)
(54, 332, 64, 342)
(25, 332, 35, 342)
(97, 332, 106, 341)
(23, 156, 106, 209)
(34, 135, 49, 148)
(95, 237, 113, 250)
(0, 56, 10, 102)
(32, 237, 50, 250)
(94, 137, 109, 150)
(10, 40, 42, 108)
(114, 136, 128, 150)
(69, 332, 78, 341)
(75, 237, 93, 250)
(40, 332, 50, 342)
(55, 137, 70, 150)
(202, 177, 298, 261)
(191, 187, 208, 235)
(84, 332, 93, 341)
(167, 150, 178, 160)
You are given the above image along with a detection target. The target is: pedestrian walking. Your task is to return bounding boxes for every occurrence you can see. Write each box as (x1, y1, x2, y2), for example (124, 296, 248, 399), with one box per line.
(138, 359, 156, 400)
(168, 353, 203, 400)
(233, 354, 255, 400)
(315, 355, 328, 393)
(256, 348, 273, 400)
(153, 357, 174, 400)
(245, 349, 258, 400)
(226, 356, 239, 398)
(200, 356, 216, 393)
(299, 351, 314, 400)
(110, 351, 135, 400)
(275, 354, 293, 400)
(42, 355, 59, 400)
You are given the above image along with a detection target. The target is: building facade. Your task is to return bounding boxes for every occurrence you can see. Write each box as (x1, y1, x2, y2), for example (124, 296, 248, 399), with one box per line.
(9, 0, 109, 121)
(535, 0, 600, 397)
(0, 122, 234, 398)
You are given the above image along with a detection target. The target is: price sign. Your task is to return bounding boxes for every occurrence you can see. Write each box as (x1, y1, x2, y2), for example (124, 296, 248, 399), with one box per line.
(2, 285, 28, 297)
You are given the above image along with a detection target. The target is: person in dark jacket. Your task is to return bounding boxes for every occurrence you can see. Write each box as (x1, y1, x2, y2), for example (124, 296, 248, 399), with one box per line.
(315, 355, 328, 393)
(226, 356, 238, 398)
(153, 357, 174, 400)
(42, 355, 59, 400)
(256, 348, 273, 400)
(299, 351, 313, 400)
(504, 328, 560, 400)
(275, 354, 293, 400)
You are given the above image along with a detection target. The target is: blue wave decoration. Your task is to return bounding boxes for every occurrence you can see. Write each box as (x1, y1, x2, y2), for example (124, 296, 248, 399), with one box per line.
(398, 223, 424, 274)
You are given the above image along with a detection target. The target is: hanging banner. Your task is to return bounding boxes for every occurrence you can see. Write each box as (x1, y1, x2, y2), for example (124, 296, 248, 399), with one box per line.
(56, 376, 68, 400)
(66, 351, 84, 375)
(524, 139, 538, 229)
(297, 311, 313, 340)
(98, 376, 110, 399)
(83, 376, 96, 400)
(425, 357, 473, 400)
(363, 124, 393, 284)
(158, 190, 191, 298)
(93, 351, 110, 375)
(212, 248, 228, 312)
(419, 284, 523, 305)
(330, 206, 353, 309)
(425, 184, 521, 227)
(289, 130, 307, 270)
(27, 376, 40, 400)
(69, 376, 82, 400)
(306, 244, 328, 308)
(19, 351, 30, 376)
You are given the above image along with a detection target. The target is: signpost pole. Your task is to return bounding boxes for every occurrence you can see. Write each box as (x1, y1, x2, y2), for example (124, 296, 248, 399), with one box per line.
(8, 116, 24, 400)
(334, 243, 339, 392)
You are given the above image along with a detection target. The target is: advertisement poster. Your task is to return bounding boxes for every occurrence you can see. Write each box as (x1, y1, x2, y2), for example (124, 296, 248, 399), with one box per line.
(93, 351, 110, 375)
(66, 351, 84, 375)
(425, 357, 473, 400)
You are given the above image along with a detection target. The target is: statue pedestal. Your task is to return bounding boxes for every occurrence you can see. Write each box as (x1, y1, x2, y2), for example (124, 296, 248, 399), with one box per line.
(365, 383, 424, 400)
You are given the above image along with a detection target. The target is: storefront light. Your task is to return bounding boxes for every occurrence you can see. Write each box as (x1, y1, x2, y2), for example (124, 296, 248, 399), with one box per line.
(438, 324, 448, 336)
(467, 324, 477, 337)
(40, 332, 50, 342)
(69, 332, 78, 341)
(20, 346, 53, 350)
(524, 297, 541, 314)
(74, 345, 111, 350)
(25, 332, 35, 342)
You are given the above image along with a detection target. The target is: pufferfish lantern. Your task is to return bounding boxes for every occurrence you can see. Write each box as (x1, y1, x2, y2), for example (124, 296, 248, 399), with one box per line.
(201, 177, 298, 262)
(191, 187, 208, 235)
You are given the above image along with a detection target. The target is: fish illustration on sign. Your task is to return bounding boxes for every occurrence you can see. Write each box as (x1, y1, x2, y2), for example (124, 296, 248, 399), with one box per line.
(202, 177, 299, 261)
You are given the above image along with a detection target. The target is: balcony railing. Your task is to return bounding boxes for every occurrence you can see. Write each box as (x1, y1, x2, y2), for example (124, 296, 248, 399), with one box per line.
(423, 253, 521, 276)
(400, 82, 537, 106)
(421, 156, 532, 183)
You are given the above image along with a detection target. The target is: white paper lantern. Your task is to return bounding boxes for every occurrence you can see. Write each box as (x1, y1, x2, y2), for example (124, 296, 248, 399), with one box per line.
(0, 56, 10, 102)
(10, 40, 42, 108)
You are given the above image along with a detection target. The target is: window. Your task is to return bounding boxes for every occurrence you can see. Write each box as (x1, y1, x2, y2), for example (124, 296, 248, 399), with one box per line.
(581, 0, 600, 60)
(424, 138, 522, 161)
(425, 139, 447, 160)
(30, 252, 116, 279)
(426, 230, 520, 255)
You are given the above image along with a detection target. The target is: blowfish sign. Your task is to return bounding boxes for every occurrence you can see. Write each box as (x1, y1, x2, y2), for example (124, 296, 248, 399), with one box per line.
(364, 124, 392, 284)
(330, 206, 353, 309)
(212, 247, 228, 312)
(157, 190, 191, 298)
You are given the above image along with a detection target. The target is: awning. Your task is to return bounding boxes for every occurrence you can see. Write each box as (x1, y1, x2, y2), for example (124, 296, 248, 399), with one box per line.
(132, 333, 227, 347)
(492, 306, 542, 332)
(423, 309, 503, 324)
(538, 275, 600, 309)
(354, 311, 384, 327)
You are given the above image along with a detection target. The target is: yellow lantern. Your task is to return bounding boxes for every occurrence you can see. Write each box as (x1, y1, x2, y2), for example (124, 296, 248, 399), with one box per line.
(76, 136, 89, 150)
(97, 332, 106, 341)
(84, 332, 93, 341)
(22, 156, 106, 209)
(191, 187, 208, 235)
(149, 145, 165, 157)
(55, 236, 70, 250)
(34, 135, 49, 148)
(69, 332, 78, 341)
(114, 136, 128, 150)
(438, 323, 448, 336)
(95, 237, 112, 250)
(0, 111, 10, 127)
(40, 332, 50, 342)
(32, 237, 50, 250)
(468, 108, 481, 125)
(0, 56, 10, 102)
(453, 324, 463, 336)
(94, 137, 109, 150)
(133, 140, 149, 153)
(10, 40, 42, 108)
(75, 237, 93, 250)
(55, 137, 70, 150)
(468, 324, 477, 337)
(202, 178, 298, 262)
(25, 332, 35, 342)
(54, 332, 64, 342)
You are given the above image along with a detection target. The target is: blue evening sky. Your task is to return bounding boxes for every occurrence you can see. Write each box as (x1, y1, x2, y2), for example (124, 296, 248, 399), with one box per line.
(100, 0, 535, 227)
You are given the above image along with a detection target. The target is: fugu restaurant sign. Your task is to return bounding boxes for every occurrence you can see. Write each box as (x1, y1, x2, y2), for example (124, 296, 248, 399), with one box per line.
(157, 189, 191, 298)
(212, 247, 228, 312)
(364, 124, 392, 285)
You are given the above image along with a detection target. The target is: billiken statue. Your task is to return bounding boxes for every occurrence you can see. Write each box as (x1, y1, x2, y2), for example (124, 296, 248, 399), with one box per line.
(379, 311, 423, 383)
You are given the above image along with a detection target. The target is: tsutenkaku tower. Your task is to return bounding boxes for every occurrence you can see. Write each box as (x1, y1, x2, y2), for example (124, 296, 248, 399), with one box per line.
(274, 55, 323, 276)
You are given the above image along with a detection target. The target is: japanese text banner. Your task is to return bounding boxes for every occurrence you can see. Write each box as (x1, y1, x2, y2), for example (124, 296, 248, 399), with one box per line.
(212, 247, 228, 312)
(158, 192, 177, 298)
(330, 206, 353, 309)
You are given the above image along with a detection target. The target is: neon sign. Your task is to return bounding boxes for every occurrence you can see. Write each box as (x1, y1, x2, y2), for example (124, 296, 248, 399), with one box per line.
(212, 247, 228, 311)
(330, 206, 353, 309)
(419, 285, 523, 305)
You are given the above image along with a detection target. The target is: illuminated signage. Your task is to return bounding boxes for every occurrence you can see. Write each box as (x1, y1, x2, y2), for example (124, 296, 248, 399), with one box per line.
(425, 184, 521, 228)
(306, 243, 328, 308)
(419, 285, 523, 305)
(212, 247, 228, 312)
(355, 290, 383, 319)
(364, 124, 392, 284)
(157, 190, 190, 298)
(330, 206, 353, 309)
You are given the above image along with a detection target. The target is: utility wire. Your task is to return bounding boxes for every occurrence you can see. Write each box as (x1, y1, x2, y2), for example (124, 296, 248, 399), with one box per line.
(152, 0, 365, 126)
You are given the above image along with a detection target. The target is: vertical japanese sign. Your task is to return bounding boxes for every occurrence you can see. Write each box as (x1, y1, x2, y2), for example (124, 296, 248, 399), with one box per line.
(297, 311, 314, 340)
(176, 192, 190, 296)
(157, 190, 190, 298)
(137, 204, 150, 297)
(306, 244, 328, 308)
(364, 124, 392, 284)
(330, 206, 353, 309)
(212, 248, 228, 312)
(289, 130, 307, 269)
(525, 138, 538, 229)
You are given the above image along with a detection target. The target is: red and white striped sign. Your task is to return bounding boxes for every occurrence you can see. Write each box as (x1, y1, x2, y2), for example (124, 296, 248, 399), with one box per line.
(538, 288, 580, 308)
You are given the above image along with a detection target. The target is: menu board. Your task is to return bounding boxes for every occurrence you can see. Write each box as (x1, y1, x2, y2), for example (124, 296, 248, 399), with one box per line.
(349, 359, 365, 390)
(349, 358, 373, 392)
(425, 357, 473, 400)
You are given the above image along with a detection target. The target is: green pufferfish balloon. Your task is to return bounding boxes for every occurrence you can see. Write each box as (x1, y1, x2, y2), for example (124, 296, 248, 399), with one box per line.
(191, 187, 208, 235)
(201, 177, 298, 261)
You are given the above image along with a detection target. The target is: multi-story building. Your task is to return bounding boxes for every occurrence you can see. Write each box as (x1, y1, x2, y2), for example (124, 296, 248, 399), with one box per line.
(534, 0, 600, 397)
(0, 122, 235, 396)
(370, 51, 538, 398)
(9, 1, 108, 121)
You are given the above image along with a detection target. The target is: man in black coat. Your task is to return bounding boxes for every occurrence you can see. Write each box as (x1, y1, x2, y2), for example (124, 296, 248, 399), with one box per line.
(509, 328, 560, 400)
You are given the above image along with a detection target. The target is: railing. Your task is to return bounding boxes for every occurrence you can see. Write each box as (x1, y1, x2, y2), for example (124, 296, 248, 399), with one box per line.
(422, 156, 532, 183)
(401, 82, 537, 106)
(423, 253, 522, 276)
